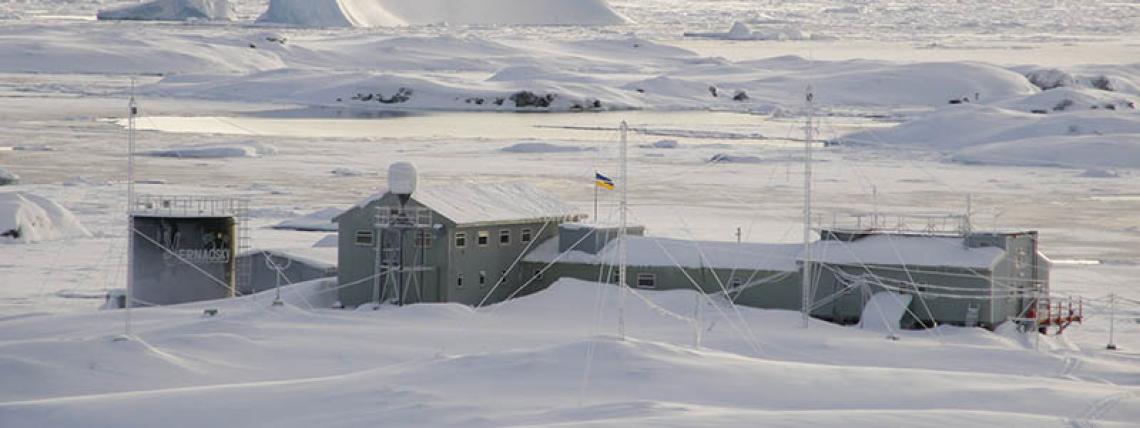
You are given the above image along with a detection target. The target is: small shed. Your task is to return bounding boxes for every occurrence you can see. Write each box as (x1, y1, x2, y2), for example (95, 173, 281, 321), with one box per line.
(237, 247, 338, 296)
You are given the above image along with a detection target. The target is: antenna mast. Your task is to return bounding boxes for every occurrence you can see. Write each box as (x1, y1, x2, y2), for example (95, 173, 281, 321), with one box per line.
(801, 86, 815, 329)
(618, 121, 629, 340)
(124, 79, 138, 337)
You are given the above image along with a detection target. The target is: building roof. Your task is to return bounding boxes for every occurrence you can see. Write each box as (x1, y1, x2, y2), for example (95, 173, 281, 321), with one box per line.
(524, 235, 803, 272)
(809, 234, 1005, 270)
(339, 182, 585, 227)
(242, 247, 338, 270)
(525, 233, 1007, 272)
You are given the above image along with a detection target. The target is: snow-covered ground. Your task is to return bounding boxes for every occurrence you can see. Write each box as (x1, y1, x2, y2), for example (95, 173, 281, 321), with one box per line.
(1, 1, 1139, 426)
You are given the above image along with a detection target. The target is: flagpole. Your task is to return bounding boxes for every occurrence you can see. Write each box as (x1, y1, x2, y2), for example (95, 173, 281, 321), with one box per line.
(594, 177, 598, 223)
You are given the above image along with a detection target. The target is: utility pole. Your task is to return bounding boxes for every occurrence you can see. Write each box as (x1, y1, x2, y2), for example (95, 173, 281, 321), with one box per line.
(123, 79, 138, 339)
(801, 86, 815, 329)
(618, 121, 629, 340)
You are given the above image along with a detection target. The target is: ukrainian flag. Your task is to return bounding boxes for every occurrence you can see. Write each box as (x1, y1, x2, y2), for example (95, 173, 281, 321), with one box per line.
(595, 172, 615, 190)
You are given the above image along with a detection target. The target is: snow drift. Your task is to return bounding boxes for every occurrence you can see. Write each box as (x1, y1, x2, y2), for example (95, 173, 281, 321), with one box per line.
(685, 21, 818, 41)
(0, 192, 91, 243)
(258, 0, 628, 27)
(843, 105, 1140, 151)
(501, 142, 595, 153)
(97, 0, 234, 21)
(953, 134, 1140, 169)
(841, 104, 1140, 168)
(143, 143, 278, 159)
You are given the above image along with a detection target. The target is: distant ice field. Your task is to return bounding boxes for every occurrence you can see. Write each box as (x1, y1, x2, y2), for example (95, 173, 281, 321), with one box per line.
(3, 0, 1138, 46)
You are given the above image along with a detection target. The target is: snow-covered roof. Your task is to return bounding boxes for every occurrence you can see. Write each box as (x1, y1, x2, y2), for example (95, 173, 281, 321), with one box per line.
(810, 235, 1005, 270)
(525, 233, 1007, 272)
(524, 235, 802, 272)
(242, 247, 337, 269)
(342, 182, 584, 227)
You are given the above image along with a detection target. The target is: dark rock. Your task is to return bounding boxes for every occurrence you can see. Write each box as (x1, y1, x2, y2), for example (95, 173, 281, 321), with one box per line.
(378, 88, 413, 104)
(732, 90, 749, 102)
(1053, 99, 1074, 111)
(509, 91, 557, 108)
(1090, 76, 1113, 91)
(1024, 69, 1074, 90)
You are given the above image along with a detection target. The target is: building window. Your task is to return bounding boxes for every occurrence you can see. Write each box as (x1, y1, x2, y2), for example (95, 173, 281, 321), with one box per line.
(500, 229, 511, 245)
(636, 273, 657, 289)
(355, 230, 374, 246)
(456, 274, 464, 288)
(478, 231, 489, 246)
(521, 228, 533, 243)
(730, 278, 744, 289)
(479, 271, 487, 287)
(455, 232, 467, 248)
(415, 230, 432, 249)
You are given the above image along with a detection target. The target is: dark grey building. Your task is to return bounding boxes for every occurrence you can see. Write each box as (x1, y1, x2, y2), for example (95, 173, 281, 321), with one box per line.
(808, 229, 1050, 329)
(334, 182, 586, 308)
(522, 223, 1050, 330)
(522, 223, 804, 310)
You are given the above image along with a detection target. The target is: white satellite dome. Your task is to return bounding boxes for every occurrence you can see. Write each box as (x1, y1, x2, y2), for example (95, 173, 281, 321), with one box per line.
(388, 162, 418, 197)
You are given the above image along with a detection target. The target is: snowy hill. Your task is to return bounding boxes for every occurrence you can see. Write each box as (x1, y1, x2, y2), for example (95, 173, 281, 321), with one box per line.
(840, 103, 1140, 168)
(258, 0, 628, 27)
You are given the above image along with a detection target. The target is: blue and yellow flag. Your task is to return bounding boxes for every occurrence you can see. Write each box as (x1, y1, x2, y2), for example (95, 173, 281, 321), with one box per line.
(595, 172, 615, 190)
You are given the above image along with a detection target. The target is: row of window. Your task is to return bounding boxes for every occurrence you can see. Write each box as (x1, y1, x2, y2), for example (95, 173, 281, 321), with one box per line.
(451, 270, 661, 290)
(454, 228, 533, 249)
(353, 228, 536, 249)
(354, 230, 434, 248)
